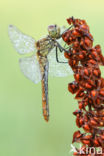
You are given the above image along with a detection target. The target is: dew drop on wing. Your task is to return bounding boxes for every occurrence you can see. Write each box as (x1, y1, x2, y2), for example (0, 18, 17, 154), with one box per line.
(19, 55, 42, 84)
(8, 25, 36, 54)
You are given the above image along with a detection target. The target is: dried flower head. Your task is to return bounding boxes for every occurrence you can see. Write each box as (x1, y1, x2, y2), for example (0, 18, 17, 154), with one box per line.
(62, 17, 104, 155)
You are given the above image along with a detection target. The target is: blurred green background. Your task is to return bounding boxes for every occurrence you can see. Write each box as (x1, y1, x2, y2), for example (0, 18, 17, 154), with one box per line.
(1, 0, 104, 156)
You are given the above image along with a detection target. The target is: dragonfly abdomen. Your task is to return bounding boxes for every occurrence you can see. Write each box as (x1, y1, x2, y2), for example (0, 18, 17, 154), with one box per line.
(36, 53, 49, 122)
(41, 78, 49, 122)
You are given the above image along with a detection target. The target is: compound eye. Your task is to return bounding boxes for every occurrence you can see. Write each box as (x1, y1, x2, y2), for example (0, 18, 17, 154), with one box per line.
(48, 25, 54, 30)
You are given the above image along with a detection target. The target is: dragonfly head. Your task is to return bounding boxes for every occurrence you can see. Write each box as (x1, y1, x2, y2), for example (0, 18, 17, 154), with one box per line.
(48, 25, 60, 39)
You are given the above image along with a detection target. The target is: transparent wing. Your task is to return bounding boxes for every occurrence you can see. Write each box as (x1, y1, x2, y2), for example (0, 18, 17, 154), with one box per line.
(60, 26, 66, 34)
(48, 48, 73, 77)
(19, 54, 42, 84)
(57, 26, 66, 44)
(8, 25, 36, 54)
(48, 26, 73, 77)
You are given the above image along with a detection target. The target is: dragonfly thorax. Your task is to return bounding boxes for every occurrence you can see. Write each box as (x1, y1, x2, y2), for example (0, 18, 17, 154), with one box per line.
(48, 25, 60, 39)
(35, 37, 55, 57)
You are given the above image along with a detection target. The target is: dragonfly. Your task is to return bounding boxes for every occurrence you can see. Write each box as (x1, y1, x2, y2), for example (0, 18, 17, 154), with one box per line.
(8, 24, 73, 122)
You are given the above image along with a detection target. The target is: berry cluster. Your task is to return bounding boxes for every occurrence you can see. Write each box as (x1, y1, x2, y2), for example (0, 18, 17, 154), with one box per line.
(62, 17, 104, 155)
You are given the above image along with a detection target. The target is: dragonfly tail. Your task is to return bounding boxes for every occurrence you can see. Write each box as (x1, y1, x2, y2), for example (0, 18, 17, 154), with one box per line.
(41, 63, 49, 122)
(37, 54, 49, 122)
(37, 52, 49, 122)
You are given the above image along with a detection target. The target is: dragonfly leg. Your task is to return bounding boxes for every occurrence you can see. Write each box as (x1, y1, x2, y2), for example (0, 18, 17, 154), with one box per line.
(60, 25, 74, 37)
(56, 46, 68, 63)
(55, 41, 70, 53)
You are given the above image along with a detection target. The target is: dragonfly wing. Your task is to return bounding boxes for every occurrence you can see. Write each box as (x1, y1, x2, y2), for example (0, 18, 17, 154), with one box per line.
(19, 54, 42, 84)
(60, 26, 66, 35)
(8, 25, 36, 54)
(47, 26, 73, 77)
(56, 26, 67, 45)
(48, 47, 73, 77)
